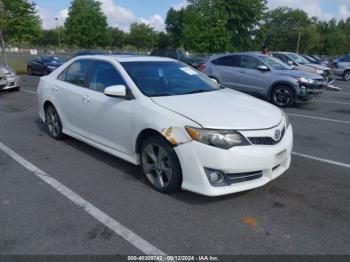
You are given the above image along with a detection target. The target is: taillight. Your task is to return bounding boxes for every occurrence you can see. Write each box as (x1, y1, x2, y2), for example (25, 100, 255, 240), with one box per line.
(198, 63, 206, 71)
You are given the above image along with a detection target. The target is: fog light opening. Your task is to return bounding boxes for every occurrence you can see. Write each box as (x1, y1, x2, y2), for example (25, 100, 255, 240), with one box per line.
(209, 171, 224, 184)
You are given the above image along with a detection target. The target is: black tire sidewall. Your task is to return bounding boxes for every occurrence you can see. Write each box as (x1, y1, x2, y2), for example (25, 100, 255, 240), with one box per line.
(271, 85, 295, 107)
(140, 135, 182, 193)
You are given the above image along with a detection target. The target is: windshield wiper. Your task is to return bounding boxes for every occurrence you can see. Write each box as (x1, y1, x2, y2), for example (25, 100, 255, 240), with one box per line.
(151, 93, 176, 97)
(182, 89, 211, 95)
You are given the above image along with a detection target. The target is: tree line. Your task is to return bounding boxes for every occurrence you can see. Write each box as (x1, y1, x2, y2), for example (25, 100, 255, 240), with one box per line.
(1, 0, 349, 55)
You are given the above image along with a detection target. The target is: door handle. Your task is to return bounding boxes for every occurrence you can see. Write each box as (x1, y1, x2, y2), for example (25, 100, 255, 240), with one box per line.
(239, 70, 246, 73)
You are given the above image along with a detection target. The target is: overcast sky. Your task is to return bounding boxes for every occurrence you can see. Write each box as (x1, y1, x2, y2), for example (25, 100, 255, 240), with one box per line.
(35, 0, 350, 31)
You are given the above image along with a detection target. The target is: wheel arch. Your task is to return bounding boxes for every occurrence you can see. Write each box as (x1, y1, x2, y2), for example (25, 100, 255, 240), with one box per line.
(135, 128, 166, 154)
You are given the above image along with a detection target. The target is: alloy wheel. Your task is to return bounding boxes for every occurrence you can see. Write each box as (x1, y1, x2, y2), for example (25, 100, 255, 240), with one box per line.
(273, 88, 292, 107)
(141, 143, 173, 189)
(345, 72, 350, 82)
(46, 107, 61, 137)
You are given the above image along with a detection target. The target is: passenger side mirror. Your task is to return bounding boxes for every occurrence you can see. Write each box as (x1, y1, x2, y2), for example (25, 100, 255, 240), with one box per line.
(210, 78, 218, 84)
(288, 60, 294, 65)
(104, 85, 127, 98)
(257, 65, 269, 72)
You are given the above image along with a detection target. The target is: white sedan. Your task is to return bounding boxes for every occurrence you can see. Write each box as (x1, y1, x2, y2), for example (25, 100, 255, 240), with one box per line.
(37, 55, 293, 196)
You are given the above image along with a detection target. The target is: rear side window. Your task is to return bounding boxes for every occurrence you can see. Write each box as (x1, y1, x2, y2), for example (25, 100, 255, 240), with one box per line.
(212, 55, 240, 67)
(88, 61, 126, 93)
(63, 60, 91, 87)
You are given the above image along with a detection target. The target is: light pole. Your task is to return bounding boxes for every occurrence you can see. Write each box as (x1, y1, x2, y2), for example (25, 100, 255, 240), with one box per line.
(55, 17, 61, 50)
(0, 0, 8, 65)
(296, 31, 301, 54)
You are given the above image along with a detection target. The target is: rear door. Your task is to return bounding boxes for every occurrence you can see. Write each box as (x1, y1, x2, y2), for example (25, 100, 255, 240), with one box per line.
(211, 55, 242, 89)
(53, 59, 92, 138)
(84, 60, 135, 156)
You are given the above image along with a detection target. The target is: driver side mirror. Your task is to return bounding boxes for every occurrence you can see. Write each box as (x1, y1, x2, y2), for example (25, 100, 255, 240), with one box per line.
(104, 85, 127, 98)
(257, 65, 269, 72)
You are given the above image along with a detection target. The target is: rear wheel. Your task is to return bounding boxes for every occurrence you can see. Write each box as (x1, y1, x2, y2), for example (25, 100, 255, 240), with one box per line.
(344, 71, 350, 82)
(140, 136, 182, 193)
(45, 105, 64, 140)
(270, 85, 295, 107)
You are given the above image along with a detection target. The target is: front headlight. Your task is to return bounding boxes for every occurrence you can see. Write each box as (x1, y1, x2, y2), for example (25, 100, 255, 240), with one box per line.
(282, 111, 290, 128)
(47, 65, 57, 70)
(186, 127, 249, 149)
(316, 69, 324, 75)
(296, 77, 314, 84)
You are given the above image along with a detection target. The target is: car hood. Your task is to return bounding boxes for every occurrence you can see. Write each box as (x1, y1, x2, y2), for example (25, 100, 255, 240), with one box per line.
(279, 69, 323, 80)
(303, 63, 330, 70)
(151, 88, 282, 130)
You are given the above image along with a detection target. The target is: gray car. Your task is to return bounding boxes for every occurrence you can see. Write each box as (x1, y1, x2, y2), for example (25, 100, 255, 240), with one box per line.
(332, 54, 350, 81)
(201, 52, 325, 107)
(0, 64, 20, 92)
(272, 52, 331, 79)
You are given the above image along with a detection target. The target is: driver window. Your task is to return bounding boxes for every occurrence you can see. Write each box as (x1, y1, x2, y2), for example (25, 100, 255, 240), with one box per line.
(89, 61, 126, 93)
(240, 55, 263, 69)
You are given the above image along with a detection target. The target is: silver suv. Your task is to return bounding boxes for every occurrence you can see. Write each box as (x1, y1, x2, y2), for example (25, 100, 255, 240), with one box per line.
(332, 54, 350, 81)
(201, 52, 325, 107)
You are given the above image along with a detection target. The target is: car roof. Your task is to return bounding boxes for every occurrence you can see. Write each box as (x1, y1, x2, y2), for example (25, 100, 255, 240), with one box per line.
(208, 51, 269, 61)
(74, 55, 176, 62)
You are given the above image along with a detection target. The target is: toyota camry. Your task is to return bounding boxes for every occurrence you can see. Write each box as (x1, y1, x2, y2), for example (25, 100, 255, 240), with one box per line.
(37, 55, 293, 196)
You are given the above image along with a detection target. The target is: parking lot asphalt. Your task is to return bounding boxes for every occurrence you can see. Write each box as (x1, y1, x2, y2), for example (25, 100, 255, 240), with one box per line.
(0, 75, 349, 255)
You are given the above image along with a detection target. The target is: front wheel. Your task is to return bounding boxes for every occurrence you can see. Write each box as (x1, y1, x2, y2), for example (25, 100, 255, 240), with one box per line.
(45, 105, 64, 140)
(140, 136, 182, 193)
(344, 71, 350, 82)
(270, 85, 295, 107)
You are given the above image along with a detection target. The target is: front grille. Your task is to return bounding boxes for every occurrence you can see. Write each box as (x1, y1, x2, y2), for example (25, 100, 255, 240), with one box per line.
(248, 127, 285, 145)
(225, 171, 263, 184)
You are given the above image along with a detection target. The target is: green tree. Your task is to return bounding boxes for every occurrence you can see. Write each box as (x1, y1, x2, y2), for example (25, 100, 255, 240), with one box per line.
(0, 0, 41, 44)
(218, 0, 267, 51)
(107, 27, 127, 49)
(64, 0, 109, 48)
(165, 7, 185, 47)
(261, 7, 320, 53)
(128, 22, 155, 51)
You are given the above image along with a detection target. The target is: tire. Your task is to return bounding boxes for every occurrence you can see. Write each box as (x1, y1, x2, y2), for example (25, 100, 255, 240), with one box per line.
(27, 66, 32, 75)
(343, 71, 350, 82)
(45, 105, 64, 140)
(270, 85, 295, 107)
(140, 135, 182, 193)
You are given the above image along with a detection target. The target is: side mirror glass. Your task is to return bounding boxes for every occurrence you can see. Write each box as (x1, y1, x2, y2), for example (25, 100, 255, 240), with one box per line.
(288, 60, 294, 65)
(257, 65, 269, 71)
(104, 85, 127, 98)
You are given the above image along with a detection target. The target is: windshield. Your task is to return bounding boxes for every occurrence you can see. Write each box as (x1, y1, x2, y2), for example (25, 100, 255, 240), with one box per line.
(258, 56, 291, 70)
(288, 53, 309, 64)
(42, 56, 63, 63)
(121, 61, 219, 97)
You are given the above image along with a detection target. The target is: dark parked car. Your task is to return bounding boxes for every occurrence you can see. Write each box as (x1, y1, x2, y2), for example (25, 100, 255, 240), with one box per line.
(150, 48, 202, 68)
(27, 56, 64, 75)
(75, 50, 137, 57)
(201, 52, 325, 107)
